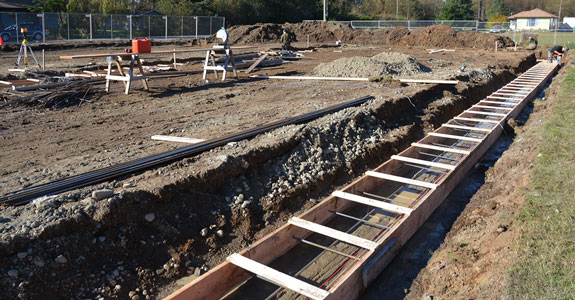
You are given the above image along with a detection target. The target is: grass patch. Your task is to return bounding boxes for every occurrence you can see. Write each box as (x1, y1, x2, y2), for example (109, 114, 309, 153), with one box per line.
(503, 32, 575, 49)
(507, 66, 575, 299)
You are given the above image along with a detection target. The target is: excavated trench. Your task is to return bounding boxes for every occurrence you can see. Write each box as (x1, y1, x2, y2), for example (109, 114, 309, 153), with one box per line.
(0, 54, 536, 300)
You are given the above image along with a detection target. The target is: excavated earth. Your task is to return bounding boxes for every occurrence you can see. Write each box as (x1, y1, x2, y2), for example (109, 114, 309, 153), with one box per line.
(0, 24, 538, 300)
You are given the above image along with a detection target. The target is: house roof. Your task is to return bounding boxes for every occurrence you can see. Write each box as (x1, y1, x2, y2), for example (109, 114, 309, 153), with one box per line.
(509, 8, 559, 19)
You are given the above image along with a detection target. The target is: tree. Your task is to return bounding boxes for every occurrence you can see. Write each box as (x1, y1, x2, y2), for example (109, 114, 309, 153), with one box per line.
(486, 0, 508, 19)
(438, 0, 474, 20)
(28, 0, 66, 12)
(419, 0, 443, 19)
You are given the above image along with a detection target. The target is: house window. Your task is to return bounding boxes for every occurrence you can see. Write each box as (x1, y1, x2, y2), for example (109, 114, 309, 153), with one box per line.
(527, 18, 538, 27)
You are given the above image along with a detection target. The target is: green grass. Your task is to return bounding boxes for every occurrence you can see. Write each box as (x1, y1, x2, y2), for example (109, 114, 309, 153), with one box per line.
(507, 66, 575, 299)
(504, 32, 575, 48)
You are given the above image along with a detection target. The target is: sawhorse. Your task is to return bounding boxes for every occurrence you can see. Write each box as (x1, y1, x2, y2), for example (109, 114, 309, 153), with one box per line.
(105, 54, 149, 95)
(202, 45, 238, 81)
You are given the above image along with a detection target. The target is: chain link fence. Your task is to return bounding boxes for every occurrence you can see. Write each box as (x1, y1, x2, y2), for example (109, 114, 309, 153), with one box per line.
(0, 12, 225, 44)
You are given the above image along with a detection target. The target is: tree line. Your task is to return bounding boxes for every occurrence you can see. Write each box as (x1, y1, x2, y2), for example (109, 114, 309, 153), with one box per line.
(29, 0, 575, 25)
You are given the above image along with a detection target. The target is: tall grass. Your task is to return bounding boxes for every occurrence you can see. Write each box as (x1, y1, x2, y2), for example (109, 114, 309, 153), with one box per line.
(507, 66, 575, 299)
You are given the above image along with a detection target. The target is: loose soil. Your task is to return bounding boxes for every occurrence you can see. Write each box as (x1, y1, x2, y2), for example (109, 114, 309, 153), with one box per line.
(0, 22, 540, 300)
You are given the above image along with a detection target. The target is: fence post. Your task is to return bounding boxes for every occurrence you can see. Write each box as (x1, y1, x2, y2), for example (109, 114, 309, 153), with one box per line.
(181, 16, 183, 38)
(476, 20, 479, 31)
(378, 20, 381, 28)
(111, 15, 113, 39)
(222, 17, 225, 28)
(164, 16, 168, 39)
(148, 15, 151, 38)
(129, 15, 132, 40)
(67, 13, 70, 40)
(15, 13, 18, 43)
(195, 17, 198, 39)
(85, 14, 92, 40)
(38, 12, 46, 43)
(408, 19, 411, 30)
(210, 17, 213, 35)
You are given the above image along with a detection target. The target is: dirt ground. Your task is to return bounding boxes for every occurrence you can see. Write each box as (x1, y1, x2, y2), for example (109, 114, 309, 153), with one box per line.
(0, 24, 542, 300)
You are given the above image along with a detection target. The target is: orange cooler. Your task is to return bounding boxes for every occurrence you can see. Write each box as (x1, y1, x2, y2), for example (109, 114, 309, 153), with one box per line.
(132, 38, 151, 53)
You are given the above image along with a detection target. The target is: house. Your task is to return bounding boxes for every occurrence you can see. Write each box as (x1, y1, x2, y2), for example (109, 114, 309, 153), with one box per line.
(508, 8, 559, 31)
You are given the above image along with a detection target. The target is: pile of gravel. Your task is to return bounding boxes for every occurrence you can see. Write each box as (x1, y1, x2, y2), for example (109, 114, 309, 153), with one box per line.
(312, 52, 431, 78)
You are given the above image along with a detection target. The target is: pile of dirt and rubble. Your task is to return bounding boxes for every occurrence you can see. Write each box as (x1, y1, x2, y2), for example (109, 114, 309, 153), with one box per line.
(226, 22, 514, 51)
(312, 52, 431, 78)
(398, 24, 514, 49)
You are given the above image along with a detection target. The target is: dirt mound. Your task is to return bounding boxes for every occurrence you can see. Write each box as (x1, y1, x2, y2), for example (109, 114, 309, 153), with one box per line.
(226, 21, 358, 44)
(398, 24, 514, 49)
(313, 52, 431, 78)
(227, 23, 513, 50)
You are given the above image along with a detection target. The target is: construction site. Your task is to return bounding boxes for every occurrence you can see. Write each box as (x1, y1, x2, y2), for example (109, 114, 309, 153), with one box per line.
(0, 21, 569, 300)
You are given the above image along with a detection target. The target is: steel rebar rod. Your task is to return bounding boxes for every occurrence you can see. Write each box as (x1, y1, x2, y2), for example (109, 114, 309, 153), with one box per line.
(1, 95, 375, 206)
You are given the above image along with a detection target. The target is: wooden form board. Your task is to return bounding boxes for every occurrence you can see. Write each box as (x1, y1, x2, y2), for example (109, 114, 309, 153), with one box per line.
(365, 171, 438, 189)
(288, 217, 379, 251)
(442, 123, 492, 133)
(411, 142, 471, 155)
(226, 254, 331, 300)
(166, 62, 557, 300)
(59, 46, 257, 59)
(390, 154, 456, 170)
(427, 132, 483, 142)
(331, 191, 413, 215)
(472, 105, 513, 111)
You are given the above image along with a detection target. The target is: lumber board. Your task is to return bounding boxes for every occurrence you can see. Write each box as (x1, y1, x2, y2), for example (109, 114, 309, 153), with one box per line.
(466, 110, 508, 117)
(442, 123, 492, 132)
(410, 142, 471, 155)
(472, 105, 513, 110)
(427, 132, 483, 142)
(152, 135, 205, 144)
(365, 171, 438, 189)
(288, 217, 379, 251)
(390, 155, 456, 170)
(226, 254, 330, 300)
(59, 46, 257, 59)
(479, 100, 517, 106)
(487, 95, 523, 100)
(398, 79, 458, 84)
(250, 75, 369, 81)
(331, 191, 413, 215)
(245, 54, 269, 74)
(454, 117, 501, 124)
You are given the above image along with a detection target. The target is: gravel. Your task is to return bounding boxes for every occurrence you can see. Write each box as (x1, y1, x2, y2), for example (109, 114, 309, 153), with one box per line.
(313, 52, 431, 78)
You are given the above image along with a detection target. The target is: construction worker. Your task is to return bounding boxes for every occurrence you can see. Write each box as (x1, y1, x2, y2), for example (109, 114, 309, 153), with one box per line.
(280, 30, 292, 52)
(548, 45, 569, 66)
(526, 37, 538, 50)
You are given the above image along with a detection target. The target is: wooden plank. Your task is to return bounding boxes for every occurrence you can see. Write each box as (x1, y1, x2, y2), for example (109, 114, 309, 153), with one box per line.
(487, 95, 523, 100)
(472, 105, 513, 110)
(442, 123, 493, 132)
(226, 253, 330, 300)
(411, 142, 471, 155)
(492, 91, 528, 97)
(428, 132, 483, 142)
(362, 238, 399, 288)
(288, 217, 379, 251)
(331, 191, 413, 215)
(245, 54, 269, 74)
(466, 110, 507, 117)
(479, 100, 518, 105)
(390, 155, 456, 170)
(152, 135, 206, 144)
(454, 117, 501, 124)
(398, 79, 458, 84)
(59, 46, 257, 59)
(365, 171, 438, 189)
(250, 75, 369, 81)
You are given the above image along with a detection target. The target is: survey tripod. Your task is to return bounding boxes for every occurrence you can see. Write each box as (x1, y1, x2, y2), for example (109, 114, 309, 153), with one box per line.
(16, 27, 40, 69)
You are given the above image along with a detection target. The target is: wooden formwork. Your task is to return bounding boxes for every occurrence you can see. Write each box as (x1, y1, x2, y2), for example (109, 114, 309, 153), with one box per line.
(165, 62, 557, 300)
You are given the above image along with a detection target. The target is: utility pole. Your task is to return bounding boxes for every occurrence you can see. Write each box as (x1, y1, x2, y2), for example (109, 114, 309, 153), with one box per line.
(323, 0, 328, 21)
